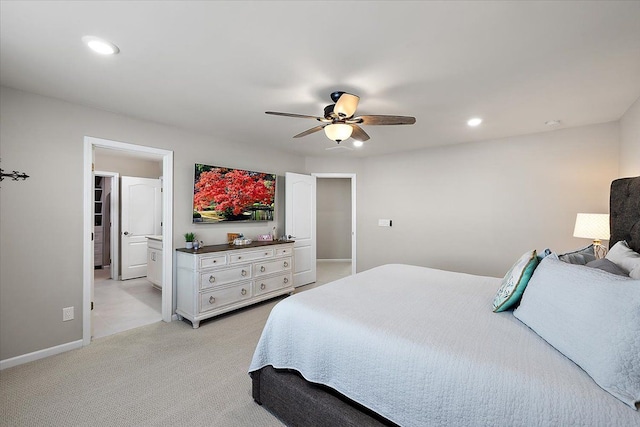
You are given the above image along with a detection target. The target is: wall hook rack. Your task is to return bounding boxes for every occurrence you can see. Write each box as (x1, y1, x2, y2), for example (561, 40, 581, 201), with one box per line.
(0, 168, 30, 181)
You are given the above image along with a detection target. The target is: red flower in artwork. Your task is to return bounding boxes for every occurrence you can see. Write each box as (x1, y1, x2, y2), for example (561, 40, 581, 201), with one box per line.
(194, 168, 274, 217)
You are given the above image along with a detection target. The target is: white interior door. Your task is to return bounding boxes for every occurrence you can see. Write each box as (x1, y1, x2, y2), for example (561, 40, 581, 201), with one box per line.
(285, 172, 316, 286)
(121, 176, 162, 280)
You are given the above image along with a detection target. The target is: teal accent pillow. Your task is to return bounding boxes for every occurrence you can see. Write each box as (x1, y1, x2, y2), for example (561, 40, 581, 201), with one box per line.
(493, 250, 539, 312)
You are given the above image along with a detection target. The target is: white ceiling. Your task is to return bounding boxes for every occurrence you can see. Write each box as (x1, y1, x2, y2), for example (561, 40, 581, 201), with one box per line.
(2, 1, 639, 158)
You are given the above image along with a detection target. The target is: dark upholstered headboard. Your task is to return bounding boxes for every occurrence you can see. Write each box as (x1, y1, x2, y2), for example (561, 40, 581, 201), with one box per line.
(609, 176, 640, 253)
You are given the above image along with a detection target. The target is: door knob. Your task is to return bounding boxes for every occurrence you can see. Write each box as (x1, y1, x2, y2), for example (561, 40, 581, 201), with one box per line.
(123, 231, 130, 236)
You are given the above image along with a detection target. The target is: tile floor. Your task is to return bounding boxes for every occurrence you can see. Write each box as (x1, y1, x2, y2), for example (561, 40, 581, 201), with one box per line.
(92, 267, 162, 340)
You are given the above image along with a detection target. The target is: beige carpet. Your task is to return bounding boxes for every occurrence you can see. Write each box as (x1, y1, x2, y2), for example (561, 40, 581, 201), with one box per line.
(0, 298, 285, 427)
(0, 262, 352, 426)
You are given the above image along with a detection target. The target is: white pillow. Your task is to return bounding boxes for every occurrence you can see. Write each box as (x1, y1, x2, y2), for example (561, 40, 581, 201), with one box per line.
(513, 257, 640, 409)
(606, 240, 640, 279)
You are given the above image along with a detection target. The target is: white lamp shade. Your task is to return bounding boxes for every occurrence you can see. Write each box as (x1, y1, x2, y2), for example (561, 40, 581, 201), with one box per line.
(573, 213, 610, 240)
(324, 123, 353, 142)
(334, 93, 360, 118)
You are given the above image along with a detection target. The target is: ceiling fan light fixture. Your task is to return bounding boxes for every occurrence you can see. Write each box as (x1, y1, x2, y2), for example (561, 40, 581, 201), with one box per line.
(334, 93, 360, 118)
(266, 91, 415, 144)
(324, 123, 353, 142)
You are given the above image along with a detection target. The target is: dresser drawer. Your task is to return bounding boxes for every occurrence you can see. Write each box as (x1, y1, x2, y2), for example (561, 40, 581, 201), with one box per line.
(254, 273, 292, 296)
(275, 246, 293, 257)
(199, 265, 251, 290)
(199, 255, 227, 270)
(255, 257, 292, 277)
(200, 283, 252, 313)
(229, 249, 274, 264)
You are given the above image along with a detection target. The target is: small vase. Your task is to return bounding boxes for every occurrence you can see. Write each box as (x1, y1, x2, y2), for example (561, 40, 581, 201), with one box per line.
(185, 241, 194, 249)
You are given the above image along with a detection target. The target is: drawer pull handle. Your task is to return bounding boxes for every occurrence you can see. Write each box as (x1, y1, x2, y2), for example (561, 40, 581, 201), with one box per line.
(213, 260, 217, 263)
(241, 270, 247, 277)
(265, 252, 269, 256)
(260, 283, 266, 290)
(241, 288, 247, 296)
(238, 256, 242, 260)
(284, 277, 289, 284)
(209, 296, 216, 304)
(283, 261, 289, 267)
(209, 275, 216, 283)
(260, 266, 266, 272)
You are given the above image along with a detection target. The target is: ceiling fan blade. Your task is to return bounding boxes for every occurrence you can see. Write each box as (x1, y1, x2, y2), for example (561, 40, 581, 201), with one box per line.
(265, 111, 325, 120)
(356, 115, 416, 125)
(334, 93, 360, 118)
(349, 124, 370, 141)
(293, 125, 325, 138)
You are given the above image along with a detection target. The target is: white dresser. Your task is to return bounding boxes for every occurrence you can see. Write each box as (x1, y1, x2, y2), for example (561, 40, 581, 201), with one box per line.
(176, 240, 294, 328)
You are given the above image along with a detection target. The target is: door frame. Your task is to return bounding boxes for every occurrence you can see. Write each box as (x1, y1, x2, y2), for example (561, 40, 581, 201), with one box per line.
(311, 173, 356, 275)
(83, 136, 174, 346)
(94, 171, 119, 280)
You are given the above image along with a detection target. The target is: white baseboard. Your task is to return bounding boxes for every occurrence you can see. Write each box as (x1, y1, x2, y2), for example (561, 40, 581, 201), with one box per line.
(0, 339, 83, 370)
(317, 259, 352, 263)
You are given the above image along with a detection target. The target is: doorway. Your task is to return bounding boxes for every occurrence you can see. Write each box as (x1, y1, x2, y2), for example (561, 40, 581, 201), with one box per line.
(312, 173, 356, 278)
(92, 168, 163, 339)
(83, 137, 173, 346)
(285, 172, 356, 288)
(93, 172, 119, 281)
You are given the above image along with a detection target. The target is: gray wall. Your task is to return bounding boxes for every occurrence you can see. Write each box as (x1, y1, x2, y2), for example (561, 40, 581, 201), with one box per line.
(0, 86, 305, 361)
(306, 122, 622, 277)
(94, 151, 163, 178)
(620, 96, 640, 177)
(316, 178, 351, 260)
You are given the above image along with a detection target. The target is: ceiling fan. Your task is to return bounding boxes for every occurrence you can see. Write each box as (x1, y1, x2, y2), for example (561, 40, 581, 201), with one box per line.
(265, 91, 416, 144)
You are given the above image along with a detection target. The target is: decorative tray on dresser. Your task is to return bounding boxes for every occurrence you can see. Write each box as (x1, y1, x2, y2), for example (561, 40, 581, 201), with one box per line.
(176, 240, 295, 328)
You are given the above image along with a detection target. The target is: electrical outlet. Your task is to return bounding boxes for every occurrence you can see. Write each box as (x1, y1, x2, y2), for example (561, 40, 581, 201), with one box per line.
(63, 306, 74, 322)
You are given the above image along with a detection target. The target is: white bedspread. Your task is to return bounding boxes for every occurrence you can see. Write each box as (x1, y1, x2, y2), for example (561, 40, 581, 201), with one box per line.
(249, 264, 640, 426)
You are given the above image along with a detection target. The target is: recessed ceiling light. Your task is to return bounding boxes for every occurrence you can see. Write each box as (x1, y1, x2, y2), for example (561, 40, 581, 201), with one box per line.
(353, 140, 364, 148)
(82, 36, 120, 55)
(467, 118, 482, 127)
(545, 120, 561, 126)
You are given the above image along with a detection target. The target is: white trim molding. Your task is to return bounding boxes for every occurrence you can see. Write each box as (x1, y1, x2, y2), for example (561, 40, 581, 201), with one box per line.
(83, 136, 174, 347)
(0, 340, 83, 370)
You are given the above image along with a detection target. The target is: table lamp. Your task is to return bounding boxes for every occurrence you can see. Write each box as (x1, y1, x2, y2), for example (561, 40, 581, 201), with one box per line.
(573, 213, 610, 259)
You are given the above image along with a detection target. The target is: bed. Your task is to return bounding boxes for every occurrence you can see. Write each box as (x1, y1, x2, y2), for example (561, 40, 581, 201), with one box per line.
(249, 176, 640, 426)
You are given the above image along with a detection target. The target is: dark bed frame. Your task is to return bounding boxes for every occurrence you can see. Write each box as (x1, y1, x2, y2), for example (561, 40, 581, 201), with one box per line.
(251, 176, 640, 426)
(609, 176, 640, 252)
